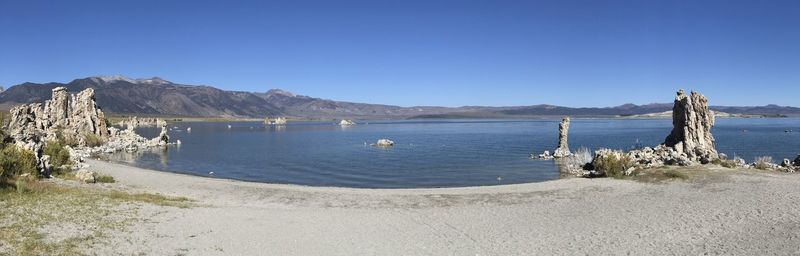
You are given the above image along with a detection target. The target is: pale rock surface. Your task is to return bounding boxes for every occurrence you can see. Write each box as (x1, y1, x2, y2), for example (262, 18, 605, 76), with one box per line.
(664, 89, 718, 162)
(533, 150, 553, 160)
(553, 116, 571, 158)
(373, 139, 394, 147)
(75, 169, 96, 183)
(117, 116, 166, 129)
(265, 117, 287, 125)
(782, 159, 792, 167)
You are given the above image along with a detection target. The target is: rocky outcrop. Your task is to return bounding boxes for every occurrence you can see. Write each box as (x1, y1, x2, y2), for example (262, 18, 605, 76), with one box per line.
(157, 125, 169, 145)
(793, 154, 800, 167)
(117, 116, 167, 129)
(6, 87, 175, 175)
(70, 126, 173, 162)
(75, 169, 96, 183)
(7, 87, 109, 148)
(533, 150, 553, 160)
(586, 90, 721, 177)
(339, 119, 356, 126)
(553, 117, 571, 158)
(265, 117, 287, 125)
(6, 87, 112, 174)
(664, 90, 718, 162)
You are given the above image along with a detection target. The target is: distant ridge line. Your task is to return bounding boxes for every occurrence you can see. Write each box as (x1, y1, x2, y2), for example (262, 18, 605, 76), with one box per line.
(1, 76, 798, 118)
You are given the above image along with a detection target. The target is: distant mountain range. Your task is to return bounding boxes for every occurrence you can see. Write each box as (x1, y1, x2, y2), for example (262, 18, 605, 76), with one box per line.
(1, 76, 798, 119)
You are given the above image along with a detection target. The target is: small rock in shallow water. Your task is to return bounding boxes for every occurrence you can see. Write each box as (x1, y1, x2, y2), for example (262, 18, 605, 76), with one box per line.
(373, 139, 395, 147)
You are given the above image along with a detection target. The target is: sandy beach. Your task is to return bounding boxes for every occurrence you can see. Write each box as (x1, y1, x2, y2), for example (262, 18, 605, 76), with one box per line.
(77, 159, 800, 255)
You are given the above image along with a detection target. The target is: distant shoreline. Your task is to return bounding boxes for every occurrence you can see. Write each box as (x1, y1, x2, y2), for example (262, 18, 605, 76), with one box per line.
(103, 114, 796, 123)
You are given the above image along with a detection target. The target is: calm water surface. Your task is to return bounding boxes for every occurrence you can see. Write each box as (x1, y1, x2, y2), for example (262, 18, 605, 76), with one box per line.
(107, 118, 800, 188)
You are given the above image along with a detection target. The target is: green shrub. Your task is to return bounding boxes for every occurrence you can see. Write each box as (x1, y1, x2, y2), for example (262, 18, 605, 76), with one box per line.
(52, 128, 78, 147)
(83, 133, 105, 147)
(0, 144, 38, 181)
(592, 150, 635, 179)
(95, 175, 115, 183)
(43, 139, 72, 172)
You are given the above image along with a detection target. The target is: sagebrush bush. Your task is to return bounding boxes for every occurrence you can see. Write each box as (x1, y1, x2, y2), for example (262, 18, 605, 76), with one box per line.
(592, 150, 635, 178)
(0, 144, 38, 181)
(95, 175, 115, 183)
(754, 156, 773, 170)
(53, 128, 78, 147)
(83, 133, 105, 147)
(43, 139, 71, 171)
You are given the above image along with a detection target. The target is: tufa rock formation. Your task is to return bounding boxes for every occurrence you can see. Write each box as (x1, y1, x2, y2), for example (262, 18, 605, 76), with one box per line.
(339, 119, 356, 126)
(584, 90, 721, 177)
(265, 117, 287, 125)
(372, 139, 395, 147)
(157, 125, 169, 145)
(663, 90, 718, 162)
(553, 116, 571, 158)
(6, 87, 110, 174)
(117, 116, 167, 129)
(6, 87, 175, 175)
(7, 87, 109, 150)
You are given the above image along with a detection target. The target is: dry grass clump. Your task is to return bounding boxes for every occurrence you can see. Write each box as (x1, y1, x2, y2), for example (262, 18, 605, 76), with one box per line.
(711, 156, 744, 169)
(564, 147, 592, 167)
(663, 169, 689, 180)
(754, 156, 774, 170)
(592, 149, 635, 179)
(719, 160, 739, 168)
(0, 179, 193, 255)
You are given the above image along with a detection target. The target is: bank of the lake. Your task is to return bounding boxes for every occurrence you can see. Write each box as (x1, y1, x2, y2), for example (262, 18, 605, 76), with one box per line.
(52, 159, 800, 255)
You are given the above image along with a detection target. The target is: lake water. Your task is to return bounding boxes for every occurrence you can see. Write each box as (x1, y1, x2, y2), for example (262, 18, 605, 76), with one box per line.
(106, 118, 800, 188)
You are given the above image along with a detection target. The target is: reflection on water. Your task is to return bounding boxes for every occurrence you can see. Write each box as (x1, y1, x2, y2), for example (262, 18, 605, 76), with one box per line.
(106, 118, 800, 188)
(112, 146, 172, 167)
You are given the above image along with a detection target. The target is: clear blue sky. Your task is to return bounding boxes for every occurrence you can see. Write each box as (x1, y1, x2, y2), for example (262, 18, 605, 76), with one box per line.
(1, 0, 798, 107)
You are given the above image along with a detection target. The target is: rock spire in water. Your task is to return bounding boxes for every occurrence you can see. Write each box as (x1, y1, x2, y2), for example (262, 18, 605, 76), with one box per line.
(553, 116, 571, 158)
(663, 89, 718, 161)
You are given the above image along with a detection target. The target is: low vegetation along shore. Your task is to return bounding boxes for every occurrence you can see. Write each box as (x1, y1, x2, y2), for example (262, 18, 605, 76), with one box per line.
(1, 88, 799, 254)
